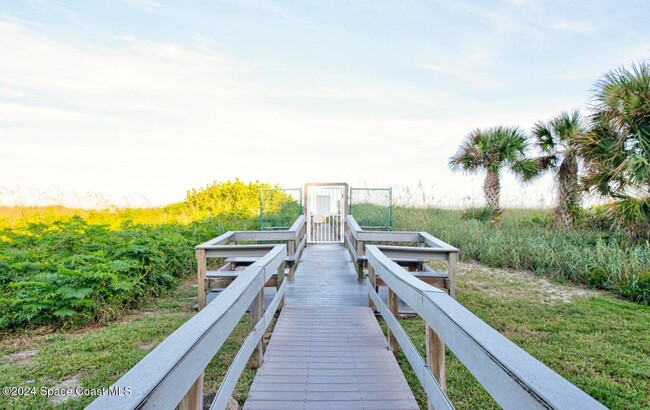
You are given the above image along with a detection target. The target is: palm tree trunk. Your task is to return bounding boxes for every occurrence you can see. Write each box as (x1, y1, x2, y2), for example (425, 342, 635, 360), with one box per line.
(555, 155, 579, 227)
(483, 170, 501, 215)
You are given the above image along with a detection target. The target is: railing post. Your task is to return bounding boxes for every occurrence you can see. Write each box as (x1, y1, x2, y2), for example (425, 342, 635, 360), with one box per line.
(367, 264, 376, 311)
(248, 287, 264, 369)
(356, 240, 365, 281)
(277, 261, 285, 311)
(426, 325, 446, 409)
(180, 249, 207, 410)
(387, 288, 399, 357)
(178, 373, 203, 410)
(448, 251, 458, 299)
(196, 249, 207, 311)
(288, 239, 296, 281)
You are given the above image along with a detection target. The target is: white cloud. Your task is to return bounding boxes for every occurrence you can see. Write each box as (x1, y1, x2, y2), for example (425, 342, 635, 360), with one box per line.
(0, 19, 575, 208)
(120, 0, 162, 12)
(415, 46, 504, 92)
(552, 20, 596, 34)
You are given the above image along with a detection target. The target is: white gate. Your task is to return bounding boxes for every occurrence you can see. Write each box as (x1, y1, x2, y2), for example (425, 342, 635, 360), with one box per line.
(305, 184, 346, 243)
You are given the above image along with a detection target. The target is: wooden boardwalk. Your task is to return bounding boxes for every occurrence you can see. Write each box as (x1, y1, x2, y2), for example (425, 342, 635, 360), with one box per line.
(244, 245, 419, 410)
(91, 213, 605, 410)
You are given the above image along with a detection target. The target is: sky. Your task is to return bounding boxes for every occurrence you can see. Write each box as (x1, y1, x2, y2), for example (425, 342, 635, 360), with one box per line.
(1, 0, 649, 208)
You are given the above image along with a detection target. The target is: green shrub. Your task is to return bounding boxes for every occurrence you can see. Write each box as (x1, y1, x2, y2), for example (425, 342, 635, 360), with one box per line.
(184, 179, 273, 218)
(0, 195, 260, 329)
(461, 206, 497, 223)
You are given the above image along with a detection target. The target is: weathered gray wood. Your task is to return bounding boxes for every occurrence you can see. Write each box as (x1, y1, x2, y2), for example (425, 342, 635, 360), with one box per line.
(244, 245, 418, 410)
(205, 244, 276, 258)
(195, 231, 235, 249)
(197, 249, 207, 311)
(87, 245, 286, 410)
(248, 288, 264, 369)
(277, 261, 285, 310)
(448, 251, 458, 299)
(178, 373, 203, 410)
(345, 215, 362, 239)
(419, 231, 458, 252)
(288, 215, 306, 233)
(289, 235, 307, 280)
(365, 245, 606, 410)
(387, 288, 399, 356)
(357, 231, 421, 242)
(375, 271, 448, 290)
(233, 231, 296, 241)
(356, 237, 365, 281)
(367, 264, 376, 311)
(284, 245, 370, 307)
(211, 280, 287, 410)
(245, 306, 418, 410)
(368, 283, 453, 410)
(426, 325, 446, 396)
(377, 245, 451, 261)
(198, 216, 305, 248)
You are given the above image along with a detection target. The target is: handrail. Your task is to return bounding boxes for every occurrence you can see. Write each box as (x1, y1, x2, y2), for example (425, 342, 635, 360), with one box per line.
(345, 215, 457, 250)
(196, 215, 306, 249)
(195, 216, 306, 316)
(210, 279, 287, 409)
(344, 215, 458, 295)
(87, 244, 287, 409)
(365, 244, 606, 410)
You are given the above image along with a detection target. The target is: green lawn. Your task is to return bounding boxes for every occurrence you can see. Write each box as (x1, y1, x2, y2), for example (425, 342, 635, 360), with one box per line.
(0, 281, 258, 409)
(380, 262, 650, 410)
(1, 260, 648, 410)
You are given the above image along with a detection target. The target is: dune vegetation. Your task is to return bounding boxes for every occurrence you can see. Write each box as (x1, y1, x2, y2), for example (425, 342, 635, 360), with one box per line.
(0, 180, 281, 330)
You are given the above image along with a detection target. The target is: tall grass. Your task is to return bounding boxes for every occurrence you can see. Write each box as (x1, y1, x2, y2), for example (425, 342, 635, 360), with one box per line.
(394, 208, 650, 304)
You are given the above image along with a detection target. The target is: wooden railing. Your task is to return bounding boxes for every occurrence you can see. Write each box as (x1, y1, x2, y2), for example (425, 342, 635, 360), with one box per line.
(88, 217, 307, 409)
(195, 215, 306, 310)
(365, 244, 606, 410)
(87, 212, 605, 410)
(87, 244, 287, 410)
(344, 215, 458, 297)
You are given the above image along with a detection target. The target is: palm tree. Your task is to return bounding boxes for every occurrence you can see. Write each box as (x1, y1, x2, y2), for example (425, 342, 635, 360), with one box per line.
(449, 126, 537, 217)
(578, 62, 650, 238)
(531, 110, 586, 227)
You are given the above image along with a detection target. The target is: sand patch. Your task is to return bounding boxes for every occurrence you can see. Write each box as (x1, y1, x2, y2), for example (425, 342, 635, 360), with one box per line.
(49, 375, 81, 404)
(457, 262, 601, 303)
(4, 349, 38, 365)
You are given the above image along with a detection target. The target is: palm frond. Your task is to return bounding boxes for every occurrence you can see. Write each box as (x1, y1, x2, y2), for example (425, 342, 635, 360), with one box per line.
(511, 158, 540, 182)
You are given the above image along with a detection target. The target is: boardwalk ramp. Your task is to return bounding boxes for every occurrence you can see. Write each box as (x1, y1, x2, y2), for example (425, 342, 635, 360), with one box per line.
(88, 211, 606, 410)
(244, 245, 418, 410)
